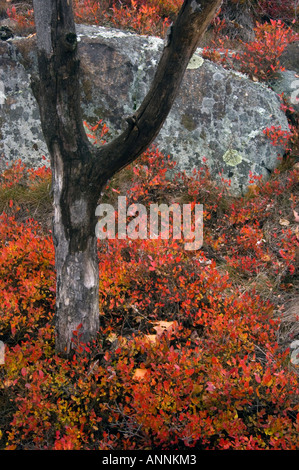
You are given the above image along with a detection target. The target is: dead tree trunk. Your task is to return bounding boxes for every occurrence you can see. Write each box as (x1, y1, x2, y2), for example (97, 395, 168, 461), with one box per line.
(51, 149, 101, 354)
(32, 0, 222, 356)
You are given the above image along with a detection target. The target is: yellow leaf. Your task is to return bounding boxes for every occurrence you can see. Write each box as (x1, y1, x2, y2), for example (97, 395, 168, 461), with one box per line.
(107, 333, 117, 343)
(135, 316, 143, 323)
(279, 218, 290, 226)
(144, 334, 157, 344)
(3, 380, 14, 388)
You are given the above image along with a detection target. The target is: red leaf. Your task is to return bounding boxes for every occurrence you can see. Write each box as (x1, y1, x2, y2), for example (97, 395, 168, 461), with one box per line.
(206, 382, 216, 392)
(254, 373, 261, 383)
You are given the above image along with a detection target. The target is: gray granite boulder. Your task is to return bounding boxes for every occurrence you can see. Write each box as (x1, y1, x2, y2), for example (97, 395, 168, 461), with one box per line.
(0, 41, 48, 168)
(269, 70, 299, 114)
(267, 42, 299, 114)
(0, 24, 290, 194)
(279, 41, 299, 74)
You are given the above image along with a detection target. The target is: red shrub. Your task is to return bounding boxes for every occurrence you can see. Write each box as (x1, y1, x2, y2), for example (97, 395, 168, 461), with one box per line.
(1, 150, 298, 449)
(72, 0, 181, 36)
(203, 19, 299, 81)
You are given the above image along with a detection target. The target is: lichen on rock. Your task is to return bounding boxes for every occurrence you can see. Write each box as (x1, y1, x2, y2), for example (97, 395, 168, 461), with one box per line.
(187, 54, 204, 70)
(222, 149, 243, 167)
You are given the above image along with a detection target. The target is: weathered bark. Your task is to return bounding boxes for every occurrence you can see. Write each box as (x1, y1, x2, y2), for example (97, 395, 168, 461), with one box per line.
(51, 145, 101, 355)
(32, 0, 102, 355)
(32, 0, 222, 356)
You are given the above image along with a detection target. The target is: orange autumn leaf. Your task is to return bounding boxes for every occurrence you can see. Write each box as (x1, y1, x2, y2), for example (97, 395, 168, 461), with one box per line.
(132, 368, 148, 380)
(261, 369, 273, 387)
(151, 320, 177, 336)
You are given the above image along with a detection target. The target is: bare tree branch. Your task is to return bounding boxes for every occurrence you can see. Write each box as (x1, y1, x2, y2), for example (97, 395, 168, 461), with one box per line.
(92, 0, 223, 183)
(33, 0, 222, 192)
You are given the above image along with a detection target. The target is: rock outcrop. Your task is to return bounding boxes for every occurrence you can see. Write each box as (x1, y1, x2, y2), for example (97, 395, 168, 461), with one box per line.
(0, 24, 290, 193)
(268, 41, 299, 114)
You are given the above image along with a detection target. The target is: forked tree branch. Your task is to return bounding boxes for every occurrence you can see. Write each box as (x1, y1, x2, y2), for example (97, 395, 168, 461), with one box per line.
(93, 0, 223, 183)
(33, 0, 222, 191)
